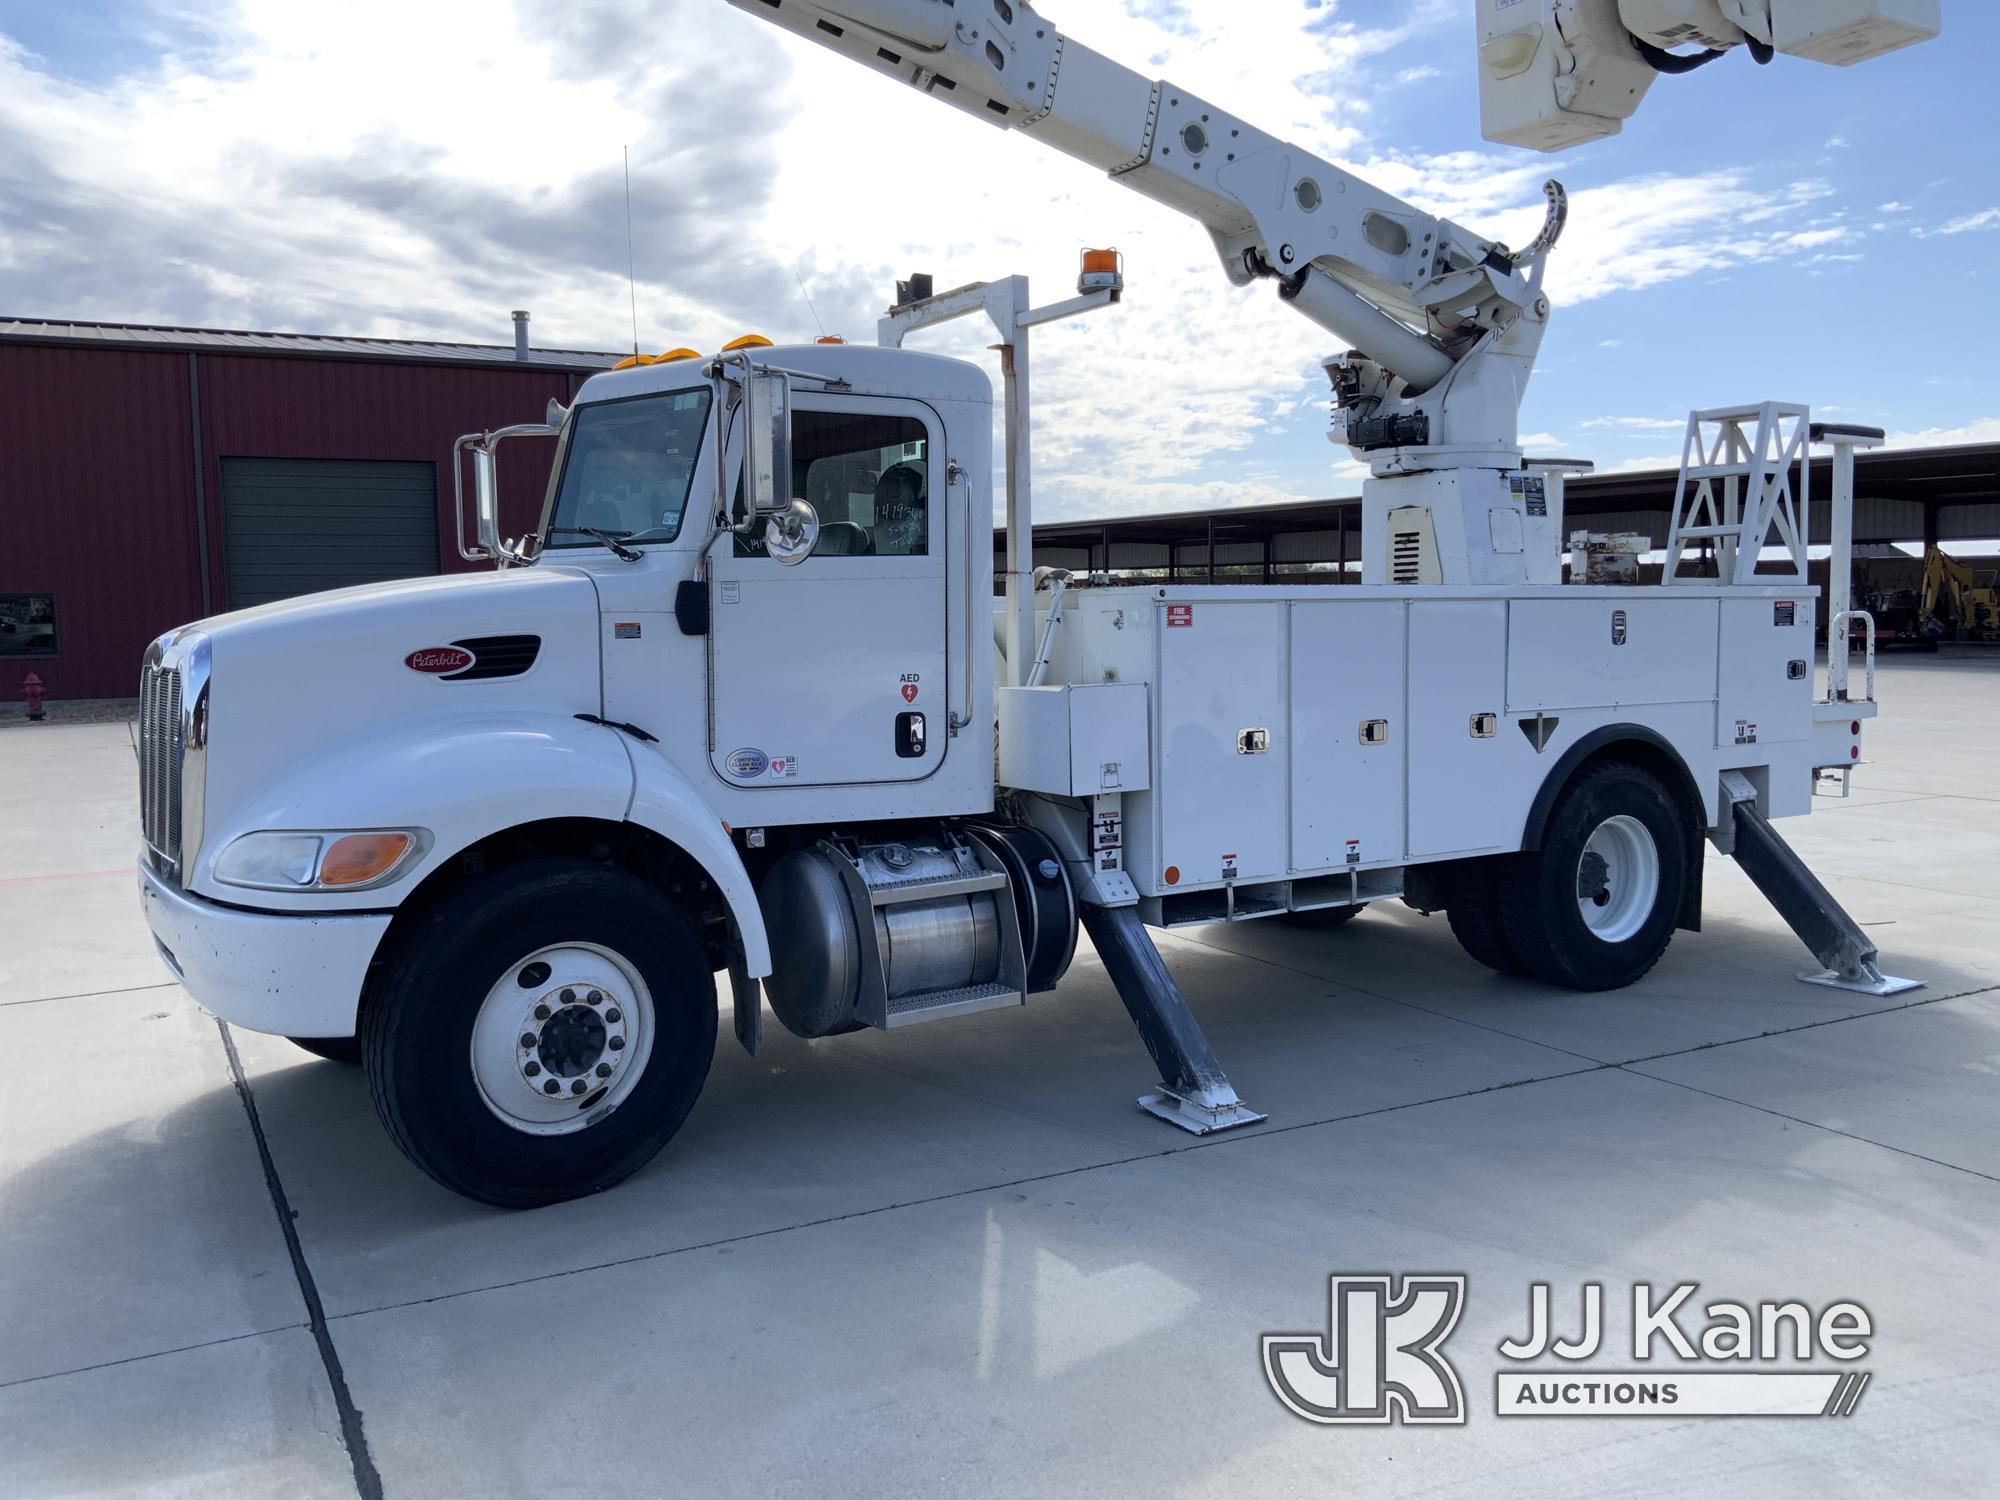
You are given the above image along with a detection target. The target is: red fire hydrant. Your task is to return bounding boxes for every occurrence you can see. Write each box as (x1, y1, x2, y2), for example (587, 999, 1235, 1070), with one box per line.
(22, 672, 45, 722)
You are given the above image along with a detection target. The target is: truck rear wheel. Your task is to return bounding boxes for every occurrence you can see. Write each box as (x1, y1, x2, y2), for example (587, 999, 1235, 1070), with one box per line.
(363, 859, 716, 1208)
(1499, 762, 1686, 991)
(1443, 859, 1532, 977)
(287, 1035, 362, 1064)
(1282, 903, 1366, 929)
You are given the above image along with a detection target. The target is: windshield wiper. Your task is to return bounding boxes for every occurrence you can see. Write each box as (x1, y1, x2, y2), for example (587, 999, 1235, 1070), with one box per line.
(549, 526, 643, 562)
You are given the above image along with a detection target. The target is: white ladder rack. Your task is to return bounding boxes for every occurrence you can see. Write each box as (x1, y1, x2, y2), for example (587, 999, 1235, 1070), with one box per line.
(1661, 403, 1811, 585)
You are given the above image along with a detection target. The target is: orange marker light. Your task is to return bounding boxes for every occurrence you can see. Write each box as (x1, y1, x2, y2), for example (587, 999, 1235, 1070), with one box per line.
(1163, 865, 1180, 886)
(1081, 248, 1121, 276)
(815, 335, 845, 345)
(658, 347, 702, 361)
(319, 832, 415, 888)
(721, 333, 774, 351)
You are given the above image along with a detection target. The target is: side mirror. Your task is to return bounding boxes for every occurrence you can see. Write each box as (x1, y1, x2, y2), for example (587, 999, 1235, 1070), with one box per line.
(472, 446, 504, 561)
(765, 499, 820, 565)
(742, 369, 792, 516)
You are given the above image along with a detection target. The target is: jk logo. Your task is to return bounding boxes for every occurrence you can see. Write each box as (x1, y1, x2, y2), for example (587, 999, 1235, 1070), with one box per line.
(1263, 1274, 1467, 1425)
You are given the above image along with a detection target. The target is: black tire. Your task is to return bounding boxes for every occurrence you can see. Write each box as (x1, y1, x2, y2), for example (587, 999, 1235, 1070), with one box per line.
(1443, 858, 1533, 977)
(1282, 902, 1367, 929)
(363, 859, 716, 1208)
(1498, 762, 1687, 992)
(288, 1035, 363, 1065)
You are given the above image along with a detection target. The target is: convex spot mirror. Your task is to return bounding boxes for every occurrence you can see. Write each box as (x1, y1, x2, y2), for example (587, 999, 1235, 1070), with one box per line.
(764, 498, 820, 565)
(742, 368, 793, 517)
(471, 446, 502, 558)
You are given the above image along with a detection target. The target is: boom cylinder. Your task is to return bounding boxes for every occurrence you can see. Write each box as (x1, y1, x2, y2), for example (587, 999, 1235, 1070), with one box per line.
(1280, 267, 1455, 395)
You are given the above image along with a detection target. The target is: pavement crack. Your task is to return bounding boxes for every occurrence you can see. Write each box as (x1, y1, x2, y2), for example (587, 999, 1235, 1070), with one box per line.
(0, 1323, 308, 1392)
(1616, 1067, 2000, 1186)
(1, 980, 181, 1010)
(218, 1020, 385, 1500)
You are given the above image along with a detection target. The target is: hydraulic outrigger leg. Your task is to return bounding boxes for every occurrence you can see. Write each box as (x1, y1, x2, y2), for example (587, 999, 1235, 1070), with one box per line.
(1721, 773, 1922, 998)
(1081, 904, 1266, 1134)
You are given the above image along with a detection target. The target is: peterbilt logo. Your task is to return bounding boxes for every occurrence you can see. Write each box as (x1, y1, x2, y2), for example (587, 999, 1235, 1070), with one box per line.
(404, 646, 475, 675)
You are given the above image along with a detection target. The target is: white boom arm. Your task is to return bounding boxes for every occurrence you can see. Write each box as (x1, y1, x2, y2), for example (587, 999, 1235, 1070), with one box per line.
(729, 0, 1567, 474)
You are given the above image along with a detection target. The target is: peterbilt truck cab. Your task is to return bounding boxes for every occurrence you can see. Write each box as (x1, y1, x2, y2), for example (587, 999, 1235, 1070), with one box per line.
(139, 340, 1077, 1206)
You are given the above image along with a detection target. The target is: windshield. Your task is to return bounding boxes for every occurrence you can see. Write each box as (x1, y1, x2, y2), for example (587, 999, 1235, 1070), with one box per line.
(543, 387, 712, 549)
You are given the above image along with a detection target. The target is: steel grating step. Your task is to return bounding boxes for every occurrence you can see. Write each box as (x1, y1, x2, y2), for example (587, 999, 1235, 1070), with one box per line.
(880, 980, 1025, 1029)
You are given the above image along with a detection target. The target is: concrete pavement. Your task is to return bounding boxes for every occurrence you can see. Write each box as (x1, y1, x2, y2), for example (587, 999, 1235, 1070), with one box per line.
(3, 656, 1996, 1497)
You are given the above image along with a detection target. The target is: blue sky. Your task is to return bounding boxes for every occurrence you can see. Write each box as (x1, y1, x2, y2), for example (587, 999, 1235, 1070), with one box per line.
(0, 1, 1991, 515)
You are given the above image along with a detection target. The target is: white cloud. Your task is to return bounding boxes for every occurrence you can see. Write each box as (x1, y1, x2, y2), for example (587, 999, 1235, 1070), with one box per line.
(1878, 200, 1912, 213)
(1518, 432, 1565, 450)
(1581, 416, 1686, 432)
(1915, 208, 2000, 237)
(1885, 416, 2000, 448)
(1396, 64, 1441, 84)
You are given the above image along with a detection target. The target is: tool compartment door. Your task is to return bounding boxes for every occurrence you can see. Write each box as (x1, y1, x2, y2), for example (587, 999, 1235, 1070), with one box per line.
(1154, 599, 1287, 888)
(709, 395, 948, 787)
(1289, 599, 1406, 871)
(1406, 599, 1515, 857)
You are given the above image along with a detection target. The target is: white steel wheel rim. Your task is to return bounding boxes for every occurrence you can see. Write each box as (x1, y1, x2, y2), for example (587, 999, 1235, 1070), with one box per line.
(469, 942, 656, 1137)
(1575, 814, 1659, 944)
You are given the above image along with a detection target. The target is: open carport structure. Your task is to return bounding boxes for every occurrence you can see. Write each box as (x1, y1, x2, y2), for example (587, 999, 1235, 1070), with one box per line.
(1013, 442, 2000, 584)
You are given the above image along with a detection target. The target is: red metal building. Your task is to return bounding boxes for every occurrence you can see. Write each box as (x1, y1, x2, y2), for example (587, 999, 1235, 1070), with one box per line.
(0, 319, 620, 700)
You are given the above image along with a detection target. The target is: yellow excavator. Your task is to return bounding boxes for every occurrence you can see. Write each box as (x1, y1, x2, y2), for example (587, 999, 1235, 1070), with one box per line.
(1920, 546, 2000, 641)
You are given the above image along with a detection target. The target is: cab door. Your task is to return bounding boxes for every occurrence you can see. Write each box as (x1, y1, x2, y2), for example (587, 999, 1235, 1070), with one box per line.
(709, 394, 948, 788)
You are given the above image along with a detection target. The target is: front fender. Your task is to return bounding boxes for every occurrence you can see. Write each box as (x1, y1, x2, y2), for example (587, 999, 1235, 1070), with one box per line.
(190, 710, 635, 911)
(624, 742, 771, 977)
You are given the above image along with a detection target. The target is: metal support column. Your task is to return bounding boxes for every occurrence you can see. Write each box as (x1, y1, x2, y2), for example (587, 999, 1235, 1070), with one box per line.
(1721, 775, 1920, 996)
(1081, 904, 1265, 1134)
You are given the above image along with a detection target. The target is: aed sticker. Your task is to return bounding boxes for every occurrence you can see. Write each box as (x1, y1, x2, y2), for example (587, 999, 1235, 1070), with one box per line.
(614, 621, 641, 640)
(724, 747, 769, 778)
(768, 755, 799, 779)
(900, 672, 920, 703)
(1166, 603, 1194, 628)
(1775, 601, 1797, 627)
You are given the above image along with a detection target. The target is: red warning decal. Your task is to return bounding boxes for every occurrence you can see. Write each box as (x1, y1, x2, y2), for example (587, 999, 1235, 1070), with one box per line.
(1166, 604, 1194, 628)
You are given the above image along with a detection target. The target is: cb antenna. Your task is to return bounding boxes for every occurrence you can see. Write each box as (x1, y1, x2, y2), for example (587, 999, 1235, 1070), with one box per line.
(623, 146, 640, 358)
(794, 269, 826, 339)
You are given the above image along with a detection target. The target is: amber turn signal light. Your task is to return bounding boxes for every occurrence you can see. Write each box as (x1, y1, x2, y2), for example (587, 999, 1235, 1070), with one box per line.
(319, 832, 416, 887)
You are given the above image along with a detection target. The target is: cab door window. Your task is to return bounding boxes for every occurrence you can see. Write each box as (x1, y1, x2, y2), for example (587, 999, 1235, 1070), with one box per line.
(735, 409, 929, 558)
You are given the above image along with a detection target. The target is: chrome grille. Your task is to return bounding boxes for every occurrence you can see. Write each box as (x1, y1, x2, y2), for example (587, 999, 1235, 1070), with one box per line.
(140, 662, 185, 869)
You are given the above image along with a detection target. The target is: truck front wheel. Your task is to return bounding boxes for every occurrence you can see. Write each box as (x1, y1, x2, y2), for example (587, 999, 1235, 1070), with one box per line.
(363, 859, 716, 1208)
(1498, 762, 1687, 992)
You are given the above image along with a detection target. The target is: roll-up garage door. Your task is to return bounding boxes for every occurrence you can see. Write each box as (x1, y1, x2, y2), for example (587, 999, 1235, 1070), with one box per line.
(220, 457, 440, 608)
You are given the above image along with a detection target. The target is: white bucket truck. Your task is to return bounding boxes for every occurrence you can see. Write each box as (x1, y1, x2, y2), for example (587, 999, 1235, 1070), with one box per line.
(138, 0, 1927, 1204)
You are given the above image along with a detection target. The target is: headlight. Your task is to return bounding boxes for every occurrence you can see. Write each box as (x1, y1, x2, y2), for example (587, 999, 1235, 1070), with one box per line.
(214, 829, 431, 892)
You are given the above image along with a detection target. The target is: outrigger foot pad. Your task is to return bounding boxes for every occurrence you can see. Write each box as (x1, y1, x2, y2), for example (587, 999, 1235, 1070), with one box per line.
(1139, 1088, 1267, 1135)
(1798, 964, 1923, 998)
